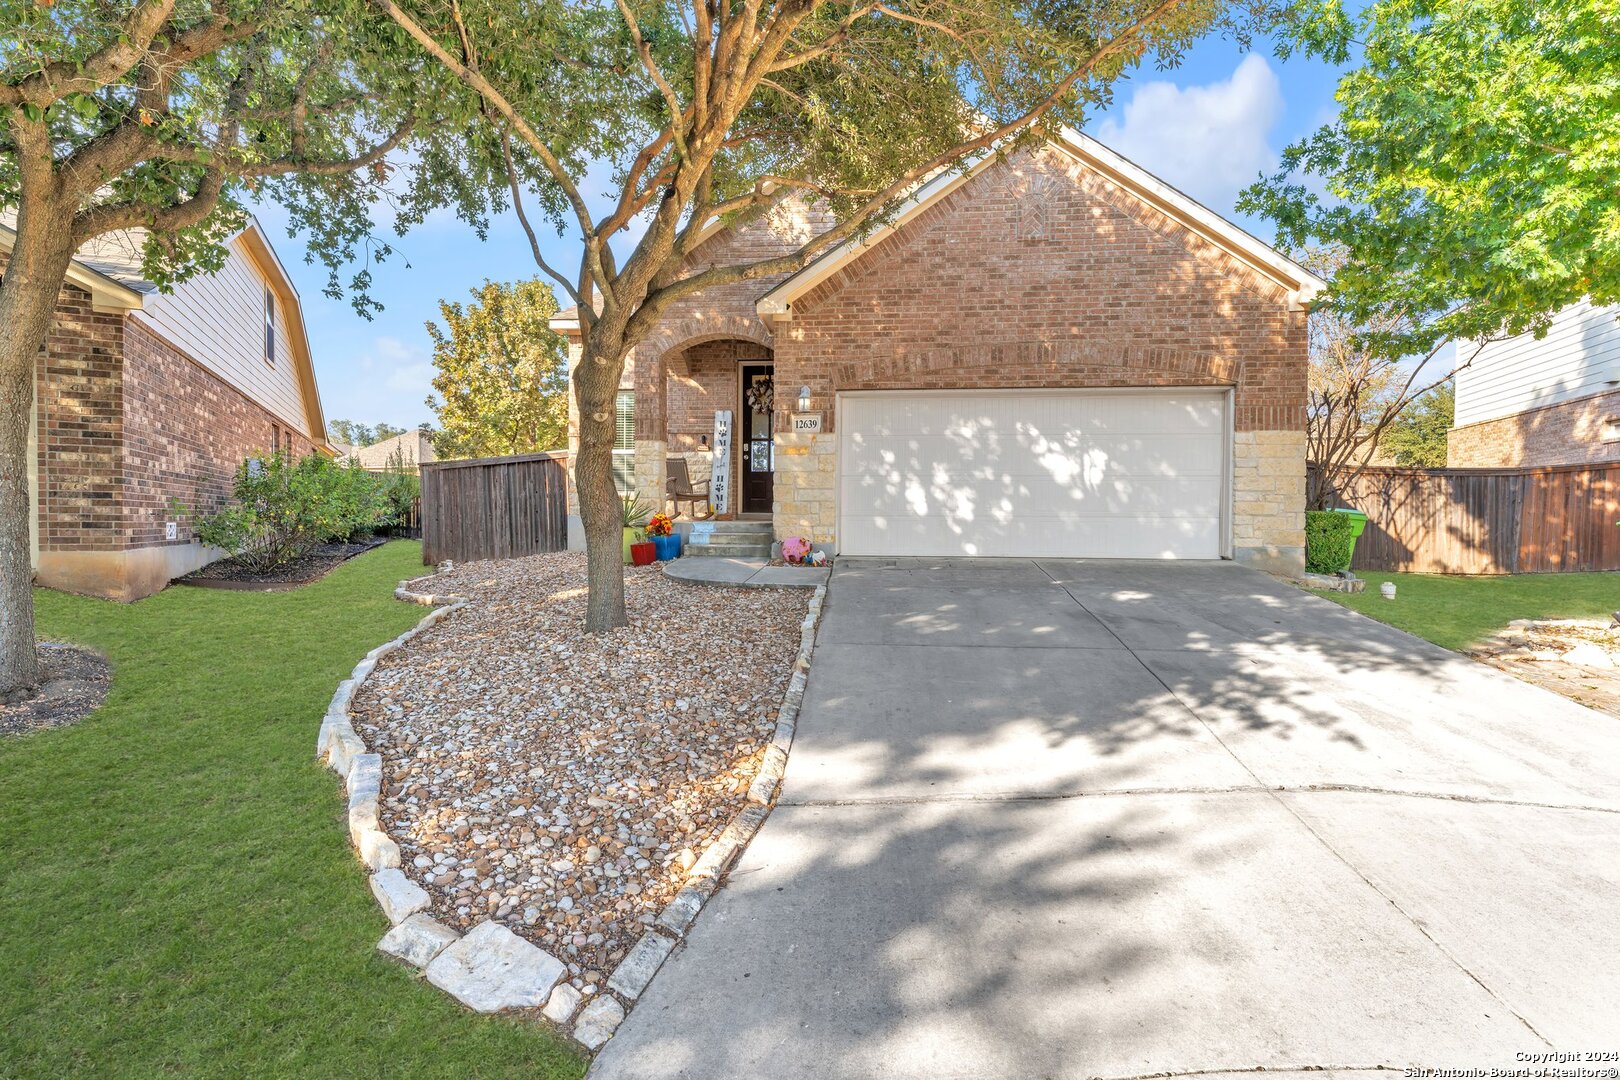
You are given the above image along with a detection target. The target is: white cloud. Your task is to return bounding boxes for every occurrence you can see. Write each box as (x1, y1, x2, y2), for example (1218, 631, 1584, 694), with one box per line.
(354, 335, 435, 395)
(1093, 54, 1284, 215)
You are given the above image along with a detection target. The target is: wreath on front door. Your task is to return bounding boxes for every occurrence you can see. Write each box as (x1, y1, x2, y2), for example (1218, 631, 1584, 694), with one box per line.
(745, 376, 774, 414)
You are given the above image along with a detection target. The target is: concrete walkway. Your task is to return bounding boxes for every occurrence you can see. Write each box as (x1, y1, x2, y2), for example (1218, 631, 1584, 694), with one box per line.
(593, 558, 1620, 1079)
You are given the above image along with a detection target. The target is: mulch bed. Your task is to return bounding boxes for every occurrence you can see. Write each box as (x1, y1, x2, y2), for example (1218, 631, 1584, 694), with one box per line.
(179, 537, 387, 591)
(1, 643, 112, 736)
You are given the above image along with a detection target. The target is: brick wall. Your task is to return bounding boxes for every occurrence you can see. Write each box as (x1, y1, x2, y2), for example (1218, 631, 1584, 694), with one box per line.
(33, 277, 127, 554)
(566, 147, 1309, 571)
(1448, 389, 1620, 468)
(772, 146, 1306, 568)
(121, 317, 315, 549)
(18, 254, 321, 596)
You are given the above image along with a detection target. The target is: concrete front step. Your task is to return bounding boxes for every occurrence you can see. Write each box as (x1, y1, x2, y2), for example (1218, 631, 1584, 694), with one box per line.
(682, 520, 775, 560)
(685, 542, 774, 558)
(685, 520, 775, 535)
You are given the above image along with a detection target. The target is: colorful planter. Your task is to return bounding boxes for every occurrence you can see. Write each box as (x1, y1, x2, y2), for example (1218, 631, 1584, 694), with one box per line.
(652, 534, 680, 561)
(622, 527, 644, 565)
(630, 541, 657, 566)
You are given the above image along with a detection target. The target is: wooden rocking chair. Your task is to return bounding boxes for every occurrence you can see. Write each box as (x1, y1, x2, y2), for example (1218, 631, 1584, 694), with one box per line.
(666, 457, 711, 519)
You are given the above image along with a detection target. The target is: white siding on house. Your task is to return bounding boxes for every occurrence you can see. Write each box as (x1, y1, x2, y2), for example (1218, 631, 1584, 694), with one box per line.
(1455, 301, 1620, 427)
(133, 238, 311, 436)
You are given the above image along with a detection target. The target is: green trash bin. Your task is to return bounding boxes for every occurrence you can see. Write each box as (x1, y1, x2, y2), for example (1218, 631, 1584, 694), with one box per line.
(1328, 507, 1368, 571)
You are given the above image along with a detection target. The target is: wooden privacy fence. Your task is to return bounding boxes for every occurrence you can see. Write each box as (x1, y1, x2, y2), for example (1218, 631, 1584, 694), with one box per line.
(1316, 462, 1620, 574)
(419, 452, 569, 565)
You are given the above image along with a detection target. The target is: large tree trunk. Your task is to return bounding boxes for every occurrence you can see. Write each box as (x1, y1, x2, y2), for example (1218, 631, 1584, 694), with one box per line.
(573, 334, 631, 632)
(0, 200, 76, 700)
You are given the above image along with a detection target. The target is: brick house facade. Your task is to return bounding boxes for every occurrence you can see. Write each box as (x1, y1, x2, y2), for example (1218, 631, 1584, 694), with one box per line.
(557, 132, 1320, 574)
(1448, 390, 1620, 468)
(7, 221, 327, 599)
(1449, 301, 1620, 468)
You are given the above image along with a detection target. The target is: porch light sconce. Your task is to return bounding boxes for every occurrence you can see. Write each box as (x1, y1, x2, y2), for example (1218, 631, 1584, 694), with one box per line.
(798, 385, 813, 412)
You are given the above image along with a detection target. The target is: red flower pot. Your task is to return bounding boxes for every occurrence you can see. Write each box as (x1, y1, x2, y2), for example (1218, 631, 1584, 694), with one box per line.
(631, 541, 657, 566)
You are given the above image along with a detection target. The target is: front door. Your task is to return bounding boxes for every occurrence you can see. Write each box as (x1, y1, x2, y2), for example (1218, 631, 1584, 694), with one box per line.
(741, 363, 774, 515)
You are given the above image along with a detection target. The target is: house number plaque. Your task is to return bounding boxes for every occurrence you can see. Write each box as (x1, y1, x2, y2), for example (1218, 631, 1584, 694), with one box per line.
(791, 412, 823, 434)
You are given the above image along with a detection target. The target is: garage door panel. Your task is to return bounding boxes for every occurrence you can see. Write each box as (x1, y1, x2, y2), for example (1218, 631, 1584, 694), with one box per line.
(843, 472, 1222, 519)
(839, 511, 1222, 559)
(838, 390, 1228, 560)
(845, 434, 1222, 481)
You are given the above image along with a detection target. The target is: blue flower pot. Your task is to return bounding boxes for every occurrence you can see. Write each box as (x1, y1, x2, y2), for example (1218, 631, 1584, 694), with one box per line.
(652, 534, 681, 561)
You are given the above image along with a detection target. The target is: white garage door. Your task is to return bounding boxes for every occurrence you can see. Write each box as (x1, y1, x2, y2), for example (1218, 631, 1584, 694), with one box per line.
(837, 389, 1229, 559)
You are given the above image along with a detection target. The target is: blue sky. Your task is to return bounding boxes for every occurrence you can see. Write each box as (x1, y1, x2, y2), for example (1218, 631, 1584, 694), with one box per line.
(256, 32, 1346, 435)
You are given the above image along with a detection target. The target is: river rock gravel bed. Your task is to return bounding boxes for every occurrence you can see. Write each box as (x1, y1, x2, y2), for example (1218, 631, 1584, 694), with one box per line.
(350, 552, 805, 994)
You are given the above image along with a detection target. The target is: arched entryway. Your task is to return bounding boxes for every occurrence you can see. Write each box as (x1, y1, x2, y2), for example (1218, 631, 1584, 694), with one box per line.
(635, 334, 775, 519)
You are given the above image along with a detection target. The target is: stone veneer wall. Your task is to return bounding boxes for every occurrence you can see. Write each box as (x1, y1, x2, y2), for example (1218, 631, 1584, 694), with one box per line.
(1448, 389, 1620, 468)
(769, 145, 1308, 573)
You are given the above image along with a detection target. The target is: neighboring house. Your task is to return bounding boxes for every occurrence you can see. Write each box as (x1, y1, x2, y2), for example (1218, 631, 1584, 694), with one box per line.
(553, 130, 1322, 574)
(1, 216, 330, 600)
(1449, 300, 1620, 468)
(339, 430, 436, 471)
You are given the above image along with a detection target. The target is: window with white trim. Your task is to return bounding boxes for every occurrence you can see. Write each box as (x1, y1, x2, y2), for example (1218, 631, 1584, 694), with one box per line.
(612, 390, 635, 491)
(263, 286, 276, 366)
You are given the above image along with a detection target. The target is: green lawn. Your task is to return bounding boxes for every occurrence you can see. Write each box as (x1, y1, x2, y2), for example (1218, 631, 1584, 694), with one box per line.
(0, 542, 585, 1080)
(1317, 570, 1620, 652)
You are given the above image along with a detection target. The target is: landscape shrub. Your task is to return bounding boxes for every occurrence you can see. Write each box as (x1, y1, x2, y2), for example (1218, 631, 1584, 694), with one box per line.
(1305, 509, 1356, 574)
(197, 453, 390, 572)
(374, 447, 421, 534)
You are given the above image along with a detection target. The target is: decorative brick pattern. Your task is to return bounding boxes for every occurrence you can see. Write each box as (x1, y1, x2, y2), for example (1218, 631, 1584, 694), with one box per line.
(1448, 389, 1620, 468)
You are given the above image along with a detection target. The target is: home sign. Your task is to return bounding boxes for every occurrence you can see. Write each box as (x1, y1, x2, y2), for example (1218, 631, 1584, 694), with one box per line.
(710, 410, 733, 515)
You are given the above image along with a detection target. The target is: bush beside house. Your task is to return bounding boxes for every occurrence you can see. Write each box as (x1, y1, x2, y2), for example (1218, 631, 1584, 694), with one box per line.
(197, 454, 403, 574)
(1305, 510, 1356, 574)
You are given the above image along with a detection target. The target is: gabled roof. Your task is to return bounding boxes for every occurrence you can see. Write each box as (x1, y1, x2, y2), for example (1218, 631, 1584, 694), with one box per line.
(230, 220, 329, 447)
(755, 127, 1326, 320)
(550, 129, 1326, 337)
(0, 211, 148, 311)
(0, 215, 329, 447)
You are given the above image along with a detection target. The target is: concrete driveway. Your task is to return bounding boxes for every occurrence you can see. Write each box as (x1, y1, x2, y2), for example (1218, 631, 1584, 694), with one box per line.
(592, 559, 1620, 1079)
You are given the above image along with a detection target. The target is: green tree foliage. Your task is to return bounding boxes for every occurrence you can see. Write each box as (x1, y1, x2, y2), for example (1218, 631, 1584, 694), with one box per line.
(1380, 382, 1454, 468)
(1241, 0, 1620, 359)
(425, 279, 569, 459)
(377, 0, 1268, 630)
(0, 0, 485, 695)
(327, 420, 410, 448)
(1304, 510, 1355, 574)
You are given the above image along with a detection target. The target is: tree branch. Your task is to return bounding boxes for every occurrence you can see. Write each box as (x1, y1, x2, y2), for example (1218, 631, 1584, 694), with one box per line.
(502, 131, 583, 306)
(0, 0, 177, 107)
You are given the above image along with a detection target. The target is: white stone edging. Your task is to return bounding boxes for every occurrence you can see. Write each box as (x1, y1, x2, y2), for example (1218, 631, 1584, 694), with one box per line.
(317, 574, 826, 1053)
